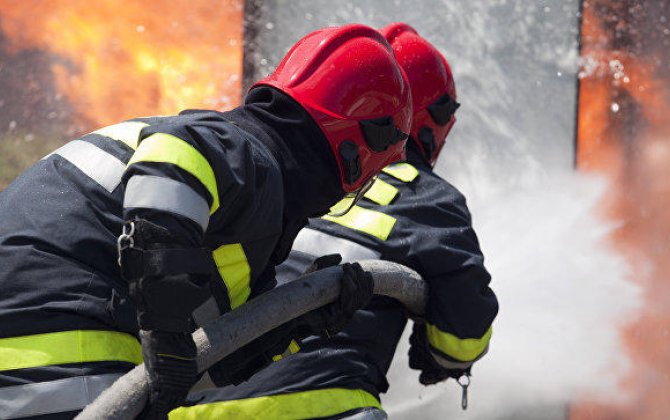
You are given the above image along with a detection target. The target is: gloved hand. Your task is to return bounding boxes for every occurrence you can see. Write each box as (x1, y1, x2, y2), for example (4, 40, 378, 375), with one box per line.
(302, 253, 342, 275)
(139, 330, 199, 419)
(207, 321, 296, 387)
(295, 262, 374, 337)
(209, 262, 373, 386)
(408, 322, 469, 385)
(119, 219, 212, 418)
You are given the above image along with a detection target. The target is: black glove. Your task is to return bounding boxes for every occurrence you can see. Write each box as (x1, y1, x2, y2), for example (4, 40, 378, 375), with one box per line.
(120, 219, 212, 332)
(295, 262, 374, 337)
(302, 253, 342, 275)
(207, 322, 296, 387)
(408, 322, 469, 385)
(139, 330, 199, 419)
(119, 219, 212, 418)
(208, 262, 373, 386)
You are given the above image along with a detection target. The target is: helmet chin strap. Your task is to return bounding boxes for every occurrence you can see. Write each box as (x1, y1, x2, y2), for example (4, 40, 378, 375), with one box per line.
(327, 176, 377, 217)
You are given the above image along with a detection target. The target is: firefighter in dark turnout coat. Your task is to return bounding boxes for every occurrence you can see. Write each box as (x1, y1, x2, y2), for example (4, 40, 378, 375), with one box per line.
(173, 23, 498, 420)
(0, 24, 413, 419)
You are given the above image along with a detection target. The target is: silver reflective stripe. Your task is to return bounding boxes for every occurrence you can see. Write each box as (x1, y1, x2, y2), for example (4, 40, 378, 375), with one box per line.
(0, 373, 123, 418)
(341, 408, 388, 420)
(292, 228, 381, 263)
(53, 140, 126, 193)
(124, 175, 210, 231)
(430, 346, 485, 370)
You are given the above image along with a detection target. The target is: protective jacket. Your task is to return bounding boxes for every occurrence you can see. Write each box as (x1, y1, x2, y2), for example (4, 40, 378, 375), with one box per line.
(173, 144, 498, 419)
(0, 87, 342, 419)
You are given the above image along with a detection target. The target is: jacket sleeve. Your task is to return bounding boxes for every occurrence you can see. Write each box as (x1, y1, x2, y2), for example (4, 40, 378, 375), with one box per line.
(122, 111, 242, 245)
(120, 111, 279, 314)
(385, 176, 498, 370)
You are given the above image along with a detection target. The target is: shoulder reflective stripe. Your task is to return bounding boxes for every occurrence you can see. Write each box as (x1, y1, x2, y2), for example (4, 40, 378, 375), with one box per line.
(212, 244, 251, 309)
(128, 133, 220, 214)
(0, 330, 142, 371)
(363, 177, 398, 205)
(382, 162, 419, 182)
(322, 206, 397, 241)
(53, 140, 126, 193)
(169, 388, 382, 420)
(293, 228, 381, 262)
(91, 121, 149, 150)
(124, 175, 210, 231)
(0, 373, 124, 418)
(426, 324, 493, 362)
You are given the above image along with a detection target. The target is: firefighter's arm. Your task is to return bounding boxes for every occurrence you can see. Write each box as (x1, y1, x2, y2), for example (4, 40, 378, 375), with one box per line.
(397, 185, 498, 384)
(118, 113, 252, 418)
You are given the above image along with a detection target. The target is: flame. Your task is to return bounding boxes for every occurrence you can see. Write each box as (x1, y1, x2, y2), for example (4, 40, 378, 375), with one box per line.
(573, 1, 670, 418)
(0, 0, 243, 129)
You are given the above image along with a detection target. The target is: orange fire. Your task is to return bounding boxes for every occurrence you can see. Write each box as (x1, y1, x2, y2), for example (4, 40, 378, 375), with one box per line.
(0, 0, 244, 130)
(573, 1, 670, 418)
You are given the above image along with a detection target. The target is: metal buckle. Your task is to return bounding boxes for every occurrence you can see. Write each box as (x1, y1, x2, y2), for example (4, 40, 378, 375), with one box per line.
(117, 221, 136, 266)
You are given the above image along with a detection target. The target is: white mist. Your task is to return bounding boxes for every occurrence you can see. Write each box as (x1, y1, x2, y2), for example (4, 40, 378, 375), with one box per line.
(248, 1, 644, 418)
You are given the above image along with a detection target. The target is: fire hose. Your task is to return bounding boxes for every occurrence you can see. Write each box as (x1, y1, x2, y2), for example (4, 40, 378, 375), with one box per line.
(76, 260, 426, 420)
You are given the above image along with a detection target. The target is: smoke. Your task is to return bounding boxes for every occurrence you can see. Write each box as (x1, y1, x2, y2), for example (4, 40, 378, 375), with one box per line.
(383, 172, 641, 419)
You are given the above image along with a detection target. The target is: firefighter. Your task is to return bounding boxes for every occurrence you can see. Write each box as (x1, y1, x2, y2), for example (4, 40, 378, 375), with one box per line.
(171, 23, 499, 420)
(0, 24, 412, 419)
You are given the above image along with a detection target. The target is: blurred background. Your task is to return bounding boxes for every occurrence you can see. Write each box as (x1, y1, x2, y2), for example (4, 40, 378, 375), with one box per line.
(1, 0, 669, 418)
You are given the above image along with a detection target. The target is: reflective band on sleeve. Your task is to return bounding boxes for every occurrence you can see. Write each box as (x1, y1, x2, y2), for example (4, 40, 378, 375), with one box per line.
(124, 175, 211, 231)
(128, 133, 220, 213)
(293, 228, 381, 262)
(0, 373, 124, 418)
(212, 244, 251, 309)
(322, 206, 397, 241)
(91, 121, 149, 150)
(0, 330, 142, 371)
(363, 178, 399, 205)
(169, 388, 382, 420)
(53, 140, 126, 193)
(426, 324, 493, 362)
(382, 162, 419, 182)
(429, 349, 476, 370)
(344, 408, 388, 420)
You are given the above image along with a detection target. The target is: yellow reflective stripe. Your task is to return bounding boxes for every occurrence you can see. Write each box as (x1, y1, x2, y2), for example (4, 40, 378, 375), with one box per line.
(272, 339, 301, 362)
(382, 162, 419, 182)
(0, 330, 142, 371)
(288, 340, 300, 354)
(91, 121, 149, 150)
(212, 244, 251, 309)
(128, 133, 220, 213)
(169, 388, 381, 420)
(426, 324, 492, 362)
(363, 177, 398, 205)
(323, 205, 396, 241)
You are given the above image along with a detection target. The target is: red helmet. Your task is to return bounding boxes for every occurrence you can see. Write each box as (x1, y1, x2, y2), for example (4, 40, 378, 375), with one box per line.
(253, 24, 412, 192)
(379, 23, 460, 166)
